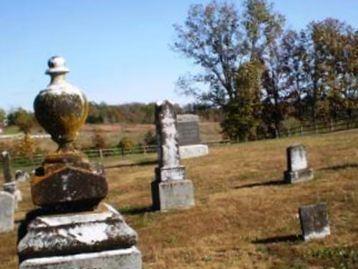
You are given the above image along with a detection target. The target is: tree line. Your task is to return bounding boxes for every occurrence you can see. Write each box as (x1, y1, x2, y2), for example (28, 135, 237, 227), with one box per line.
(172, 0, 357, 140)
(1, 102, 221, 134)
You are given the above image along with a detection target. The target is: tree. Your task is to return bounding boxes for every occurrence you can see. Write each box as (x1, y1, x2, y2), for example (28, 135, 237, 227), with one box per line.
(118, 137, 135, 152)
(0, 109, 5, 124)
(143, 130, 157, 146)
(243, 0, 285, 61)
(92, 129, 106, 149)
(173, 0, 285, 140)
(173, 1, 243, 107)
(304, 19, 358, 123)
(7, 108, 34, 135)
(278, 30, 311, 121)
(221, 60, 264, 140)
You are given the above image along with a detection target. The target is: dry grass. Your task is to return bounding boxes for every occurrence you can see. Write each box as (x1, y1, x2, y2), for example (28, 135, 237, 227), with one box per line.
(1, 129, 357, 269)
(4, 121, 221, 152)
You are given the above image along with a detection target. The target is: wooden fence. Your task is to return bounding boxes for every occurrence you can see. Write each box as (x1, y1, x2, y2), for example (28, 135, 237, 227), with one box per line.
(1, 117, 357, 168)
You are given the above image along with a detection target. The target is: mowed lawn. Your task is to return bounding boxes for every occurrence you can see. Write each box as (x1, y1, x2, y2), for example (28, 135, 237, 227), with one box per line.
(1, 129, 357, 268)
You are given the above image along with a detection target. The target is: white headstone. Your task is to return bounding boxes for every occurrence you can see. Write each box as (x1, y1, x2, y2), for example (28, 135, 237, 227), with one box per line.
(0, 191, 15, 233)
(288, 144, 308, 171)
(155, 100, 182, 173)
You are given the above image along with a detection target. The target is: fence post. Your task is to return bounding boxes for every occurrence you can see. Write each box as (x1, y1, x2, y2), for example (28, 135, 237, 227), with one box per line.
(300, 126, 303, 136)
(99, 149, 104, 160)
(121, 147, 125, 159)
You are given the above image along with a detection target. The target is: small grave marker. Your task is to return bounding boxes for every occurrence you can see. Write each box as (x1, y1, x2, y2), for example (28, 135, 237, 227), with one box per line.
(299, 203, 330, 241)
(284, 144, 314, 183)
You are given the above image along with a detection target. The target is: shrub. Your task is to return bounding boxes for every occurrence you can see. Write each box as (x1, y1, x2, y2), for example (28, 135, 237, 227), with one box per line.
(118, 137, 135, 152)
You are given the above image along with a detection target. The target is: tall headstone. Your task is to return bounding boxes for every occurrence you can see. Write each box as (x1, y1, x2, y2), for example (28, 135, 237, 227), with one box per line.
(1, 151, 22, 204)
(0, 191, 15, 233)
(177, 114, 209, 159)
(299, 203, 330, 241)
(18, 56, 142, 269)
(284, 144, 314, 183)
(1, 151, 12, 183)
(151, 101, 195, 211)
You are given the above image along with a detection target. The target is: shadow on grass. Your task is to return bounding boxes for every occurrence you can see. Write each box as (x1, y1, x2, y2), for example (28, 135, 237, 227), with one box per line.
(119, 205, 155, 216)
(252, 234, 302, 244)
(105, 159, 157, 169)
(235, 179, 287, 189)
(320, 163, 358, 171)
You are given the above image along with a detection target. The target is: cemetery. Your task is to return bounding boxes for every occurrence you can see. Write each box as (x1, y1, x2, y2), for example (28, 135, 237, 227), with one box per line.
(0, 1, 357, 269)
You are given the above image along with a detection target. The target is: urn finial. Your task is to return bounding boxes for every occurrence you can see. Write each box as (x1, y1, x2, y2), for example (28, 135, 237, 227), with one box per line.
(46, 56, 70, 75)
(34, 56, 89, 152)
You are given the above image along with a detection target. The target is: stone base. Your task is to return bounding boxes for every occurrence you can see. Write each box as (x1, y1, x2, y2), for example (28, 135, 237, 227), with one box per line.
(155, 166, 185, 181)
(18, 204, 138, 261)
(284, 168, 314, 184)
(179, 144, 209, 159)
(151, 180, 195, 212)
(19, 246, 142, 269)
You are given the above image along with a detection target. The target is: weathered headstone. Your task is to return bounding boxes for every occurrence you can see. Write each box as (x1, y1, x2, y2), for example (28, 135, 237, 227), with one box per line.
(18, 57, 142, 269)
(1, 151, 22, 204)
(151, 101, 195, 211)
(176, 114, 209, 159)
(15, 170, 30, 182)
(299, 203, 330, 241)
(1, 151, 12, 183)
(0, 191, 15, 233)
(284, 144, 314, 183)
(177, 114, 201, 146)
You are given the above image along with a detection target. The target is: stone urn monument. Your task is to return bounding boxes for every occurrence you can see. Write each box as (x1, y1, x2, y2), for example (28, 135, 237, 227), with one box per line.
(31, 56, 107, 211)
(18, 57, 142, 269)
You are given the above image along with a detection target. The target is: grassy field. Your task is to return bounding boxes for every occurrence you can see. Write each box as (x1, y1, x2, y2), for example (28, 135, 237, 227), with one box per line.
(0, 121, 222, 153)
(0, 129, 357, 268)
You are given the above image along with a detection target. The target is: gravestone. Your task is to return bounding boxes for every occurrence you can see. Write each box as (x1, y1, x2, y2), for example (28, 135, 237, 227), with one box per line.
(1, 151, 12, 183)
(176, 114, 209, 159)
(0, 191, 15, 233)
(18, 57, 142, 269)
(15, 170, 30, 182)
(1, 151, 22, 204)
(284, 144, 314, 183)
(299, 203, 330, 241)
(177, 114, 201, 146)
(151, 101, 195, 211)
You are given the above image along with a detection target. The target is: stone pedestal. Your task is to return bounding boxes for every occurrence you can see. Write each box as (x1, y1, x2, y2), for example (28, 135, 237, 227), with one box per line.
(31, 154, 108, 210)
(0, 191, 15, 233)
(284, 144, 314, 183)
(19, 247, 141, 269)
(179, 144, 209, 159)
(18, 204, 141, 268)
(152, 179, 195, 211)
(299, 203, 330, 241)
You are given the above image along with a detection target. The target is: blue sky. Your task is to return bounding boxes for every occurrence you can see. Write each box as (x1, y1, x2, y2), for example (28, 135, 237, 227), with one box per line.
(0, 0, 357, 111)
